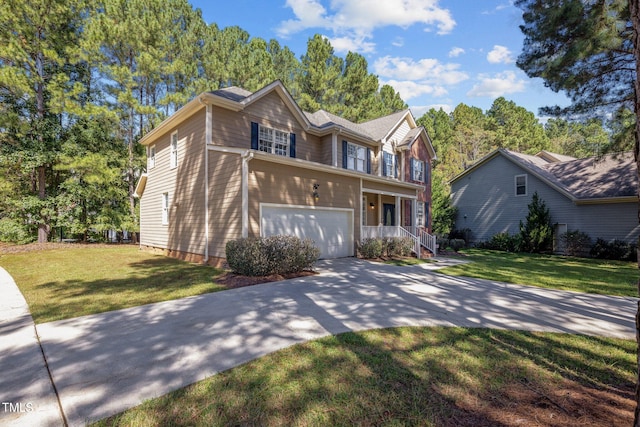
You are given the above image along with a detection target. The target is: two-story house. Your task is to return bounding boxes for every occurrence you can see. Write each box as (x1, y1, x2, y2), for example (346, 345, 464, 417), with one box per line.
(134, 80, 436, 264)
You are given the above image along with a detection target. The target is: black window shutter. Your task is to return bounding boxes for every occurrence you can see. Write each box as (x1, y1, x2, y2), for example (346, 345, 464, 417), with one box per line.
(366, 148, 371, 174)
(425, 162, 429, 183)
(342, 140, 348, 168)
(251, 122, 258, 150)
(394, 154, 399, 178)
(410, 158, 415, 181)
(289, 133, 296, 158)
(382, 152, 388, 176)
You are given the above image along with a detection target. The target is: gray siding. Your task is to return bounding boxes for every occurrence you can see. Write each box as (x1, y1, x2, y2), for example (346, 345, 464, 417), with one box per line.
(451, 154, 640, 244)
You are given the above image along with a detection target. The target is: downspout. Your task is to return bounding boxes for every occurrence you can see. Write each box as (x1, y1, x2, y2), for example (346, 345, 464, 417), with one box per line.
(200, 97, 212, 263)
(241, 150, 254, 238)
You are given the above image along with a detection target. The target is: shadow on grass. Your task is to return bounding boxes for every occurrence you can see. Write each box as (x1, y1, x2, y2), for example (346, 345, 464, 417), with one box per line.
(444, 250, 637, 297)
(99, 327, 635, 426)
(33, 257, 225, 323)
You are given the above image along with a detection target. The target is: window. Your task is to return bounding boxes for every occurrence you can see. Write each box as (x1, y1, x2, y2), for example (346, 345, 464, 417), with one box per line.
(170, 131, 178, 169)
(148, 145, 156, 169)
(383, 152, 396, 177)
(346, 142, 366, 172)
(416, 202, 424, 227)
(515, 174, 527, 196)
(411, 159, 424, 182)
(258, 125, 289, 156)
(162, 192, 169, 225)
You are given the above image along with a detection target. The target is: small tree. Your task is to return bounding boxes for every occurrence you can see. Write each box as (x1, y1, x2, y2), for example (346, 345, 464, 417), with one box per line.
(519, 192, 553, 253)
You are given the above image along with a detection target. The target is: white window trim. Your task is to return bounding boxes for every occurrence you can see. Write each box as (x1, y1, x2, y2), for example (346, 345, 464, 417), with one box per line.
(346, 142, 366, 172)
(412, 159, 424, 182)
(148, 145, 156, 169)
(515, 174, 527, 196)
(416, 201, 424, 227)
(258, 124, 289, 156)
(170, 131, 178, 169)
(162, 192, 169, 225)
(384, 152, 396, 178)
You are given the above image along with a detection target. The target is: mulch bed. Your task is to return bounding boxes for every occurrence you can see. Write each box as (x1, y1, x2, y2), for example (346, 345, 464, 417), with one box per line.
(216, 270, 318, 289)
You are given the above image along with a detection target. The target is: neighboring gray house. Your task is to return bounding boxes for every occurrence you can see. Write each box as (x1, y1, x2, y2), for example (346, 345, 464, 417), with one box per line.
(450, 149, 639, 252)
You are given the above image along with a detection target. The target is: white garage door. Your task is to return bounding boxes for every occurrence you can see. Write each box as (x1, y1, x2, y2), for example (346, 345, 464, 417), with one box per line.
(260, 205, 353, 259)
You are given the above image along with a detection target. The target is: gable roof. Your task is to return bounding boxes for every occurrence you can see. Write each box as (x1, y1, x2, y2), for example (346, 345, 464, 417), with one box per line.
(452, 148, 636, 203)
(140, 80, 434, 155)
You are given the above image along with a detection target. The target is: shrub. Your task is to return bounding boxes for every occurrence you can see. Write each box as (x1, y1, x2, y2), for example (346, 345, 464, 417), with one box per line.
(519, 192, 553, 253)
(561, 230, 591, 257)
(360, 237, 415, 258)
(449, 238, 465, 252)
(449, 228, 472, 245)
(590, 238, 637, 261)
(479, 232, 521, 252)
(226, 235, 320, 276)
(0, 217, 35, 244)
(360, 238, 383, 259)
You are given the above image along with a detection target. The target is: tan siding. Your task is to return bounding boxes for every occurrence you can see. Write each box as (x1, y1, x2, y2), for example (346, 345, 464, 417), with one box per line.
(140, 109, 207, 255)
(320, 134, 334, 165)
(212, 92, 325, 163)
(208, 151, 243, 258)
(248, 159, 360, 243)
(362, 179, 416, 197)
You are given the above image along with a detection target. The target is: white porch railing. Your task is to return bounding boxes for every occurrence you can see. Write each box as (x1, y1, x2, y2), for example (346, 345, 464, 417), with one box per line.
(403, 226, 437, 256)
(362, 225, 420, 256)
(362, 225, 437, 257)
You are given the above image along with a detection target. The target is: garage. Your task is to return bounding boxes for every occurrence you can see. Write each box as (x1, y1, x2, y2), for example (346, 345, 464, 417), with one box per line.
(260, 204, 354, 259)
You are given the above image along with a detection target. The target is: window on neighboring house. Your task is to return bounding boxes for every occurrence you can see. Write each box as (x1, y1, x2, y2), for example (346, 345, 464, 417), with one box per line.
(416, 202, 424, 227)
(149, 145, 156, 169)
(347, 142, 367, 172)
(259, 125, 289, 156)
(162, 192, 169, 225)
(170, 131, 178, 169)
(515, 174, 527, 196)
(411, 158, 424, 182)
(383, 152, 397, 178)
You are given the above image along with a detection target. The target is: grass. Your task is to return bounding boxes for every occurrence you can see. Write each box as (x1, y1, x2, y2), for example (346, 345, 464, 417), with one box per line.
(93, 327, 635, 426)
(438, 249, 638, 297)
(0, 245, 226, 324)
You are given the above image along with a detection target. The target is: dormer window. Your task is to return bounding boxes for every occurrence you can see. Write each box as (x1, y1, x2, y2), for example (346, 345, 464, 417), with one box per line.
(251, 122, 296, 158)
(347, 143, 366, 172)
(259, 125, 289, 156)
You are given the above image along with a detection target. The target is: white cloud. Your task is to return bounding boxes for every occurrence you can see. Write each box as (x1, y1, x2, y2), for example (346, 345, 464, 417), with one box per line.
(382, 80, 448, 101)
(448, 47, 465, 58)
(411, 104, 453, 118)
(329, 35, 376, 54)
(467, 71, 526, 98)
(277, 0, 455, 52)
(392, 37, 404, 47)
(373, 56, 468, 85)
(487, 45, 514, 64)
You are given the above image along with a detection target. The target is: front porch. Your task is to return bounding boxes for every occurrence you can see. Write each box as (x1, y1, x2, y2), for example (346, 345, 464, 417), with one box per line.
(361, 191, 436, 256)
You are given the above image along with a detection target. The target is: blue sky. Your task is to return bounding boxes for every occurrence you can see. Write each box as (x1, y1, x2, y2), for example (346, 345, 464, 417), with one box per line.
(190, 0, 571, 120)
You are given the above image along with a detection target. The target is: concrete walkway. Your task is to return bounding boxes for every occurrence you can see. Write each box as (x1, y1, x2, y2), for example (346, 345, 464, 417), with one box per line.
(0, 267, 64, 427)
(1, 258, 637, 426)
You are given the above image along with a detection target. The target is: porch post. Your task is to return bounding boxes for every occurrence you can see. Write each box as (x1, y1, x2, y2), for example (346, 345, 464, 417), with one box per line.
(377, 194, 382, 225)
(395, 196, 401, 227)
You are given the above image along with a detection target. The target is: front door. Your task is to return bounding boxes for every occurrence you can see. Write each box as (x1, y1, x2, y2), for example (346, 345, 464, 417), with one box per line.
(383, 203, 395, 226)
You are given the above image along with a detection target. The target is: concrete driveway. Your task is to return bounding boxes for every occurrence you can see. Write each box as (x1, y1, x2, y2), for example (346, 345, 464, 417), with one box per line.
(1, 257, 637, 426)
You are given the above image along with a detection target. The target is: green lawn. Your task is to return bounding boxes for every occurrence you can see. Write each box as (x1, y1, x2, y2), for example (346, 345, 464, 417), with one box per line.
(94, 327, 635, 426)
(438, 249, 638, 297)
(0, 245, 225, 323)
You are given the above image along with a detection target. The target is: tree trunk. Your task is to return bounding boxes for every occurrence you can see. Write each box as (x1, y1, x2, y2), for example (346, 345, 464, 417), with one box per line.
(630, 0, 640, 425)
